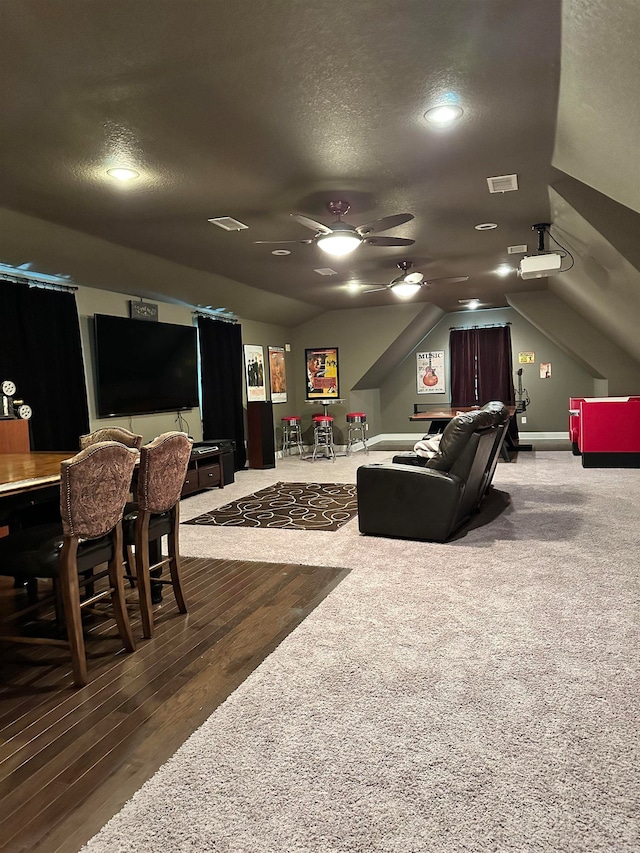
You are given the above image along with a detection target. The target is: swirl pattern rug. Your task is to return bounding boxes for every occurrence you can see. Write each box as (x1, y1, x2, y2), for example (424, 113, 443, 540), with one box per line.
(184, 481, 358, 531)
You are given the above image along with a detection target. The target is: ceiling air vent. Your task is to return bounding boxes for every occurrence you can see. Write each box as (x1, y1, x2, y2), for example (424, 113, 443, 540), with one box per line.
(314, 268, 338, 276)
(486, 174, 518, 193)
(207, 217, 248, 231)
(507, 244, 528, 254)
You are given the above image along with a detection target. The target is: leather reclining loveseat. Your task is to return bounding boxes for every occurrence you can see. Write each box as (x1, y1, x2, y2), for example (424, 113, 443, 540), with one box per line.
(356, 401, 509, 542)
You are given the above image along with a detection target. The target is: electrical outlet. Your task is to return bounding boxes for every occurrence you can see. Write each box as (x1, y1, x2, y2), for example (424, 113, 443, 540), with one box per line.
(521, 416, 527, 424)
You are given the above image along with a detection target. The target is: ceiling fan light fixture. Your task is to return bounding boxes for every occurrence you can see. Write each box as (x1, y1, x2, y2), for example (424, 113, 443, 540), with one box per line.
(391, 282, 422, 298)
(316, 232, 361, 256)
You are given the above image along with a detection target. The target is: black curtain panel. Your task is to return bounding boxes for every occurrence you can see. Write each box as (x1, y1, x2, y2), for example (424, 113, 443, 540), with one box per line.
(0, 282, 90, 450)
(198, 317, 247, 470)
(450, 325, 518, 440)
(450, 328, 479, 407)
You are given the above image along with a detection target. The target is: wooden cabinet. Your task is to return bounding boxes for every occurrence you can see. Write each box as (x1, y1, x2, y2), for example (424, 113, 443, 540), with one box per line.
(0, 419, 30, 453)
(181, 447, 224, 498)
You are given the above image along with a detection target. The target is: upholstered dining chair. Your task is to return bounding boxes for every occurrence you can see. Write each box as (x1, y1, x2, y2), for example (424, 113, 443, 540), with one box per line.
(122, 431, 193, 639)
(80, 427, 143, 450)
(0, 441, 139, 687)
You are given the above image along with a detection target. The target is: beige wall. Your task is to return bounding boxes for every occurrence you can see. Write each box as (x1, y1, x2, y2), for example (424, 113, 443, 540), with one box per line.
(379, 307, 596, 434)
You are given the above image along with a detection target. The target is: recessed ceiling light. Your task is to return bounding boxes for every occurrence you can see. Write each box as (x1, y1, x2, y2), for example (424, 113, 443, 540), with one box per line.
(475, 222, 498, 231)
(106, 167, 140, 181)
(272, 249, 291, 256)
(495, 264, 512, 276)
(346, 282, 361, 293)
(424, 104, 464, 125)
(467, 299, 480, 310)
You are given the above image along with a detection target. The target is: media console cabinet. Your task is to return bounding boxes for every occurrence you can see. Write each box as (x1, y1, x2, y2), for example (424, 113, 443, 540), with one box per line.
(181, 445, 225, 497)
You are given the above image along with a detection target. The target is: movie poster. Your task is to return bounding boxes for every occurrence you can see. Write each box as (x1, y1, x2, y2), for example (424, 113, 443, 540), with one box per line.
(268, 346, 287, 404)
(243, 344, 267, 401)
(416, 350, 445, 394)
(305, 347, 339, 399)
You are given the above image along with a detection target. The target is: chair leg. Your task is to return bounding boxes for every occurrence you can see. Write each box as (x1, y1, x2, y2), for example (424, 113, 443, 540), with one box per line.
(167, 506, 187, 614)
(108, 524, 136, 653)
(59, 540, 88, 688)
(134, 513, 155, 640)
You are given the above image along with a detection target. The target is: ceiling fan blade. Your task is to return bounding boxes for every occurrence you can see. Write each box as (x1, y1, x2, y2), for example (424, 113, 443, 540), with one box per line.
(361, 286, 390, 294)
(424, 275, 470, 284)
(290, 213, 333, 234)
(254, 239, 314, 245)
(363, 236, 416, 247)
(357, 213, 414, 234)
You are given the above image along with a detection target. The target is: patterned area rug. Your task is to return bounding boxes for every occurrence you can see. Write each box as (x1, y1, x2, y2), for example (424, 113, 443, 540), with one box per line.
(184, 481, 358, 531)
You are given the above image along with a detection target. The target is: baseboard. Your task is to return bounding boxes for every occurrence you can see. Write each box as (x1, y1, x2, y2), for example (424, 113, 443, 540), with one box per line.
(275, 432, 570, 458)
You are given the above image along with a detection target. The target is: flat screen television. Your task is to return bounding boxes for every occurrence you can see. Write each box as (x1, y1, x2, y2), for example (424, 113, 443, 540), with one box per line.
(94, 314, 199, 417)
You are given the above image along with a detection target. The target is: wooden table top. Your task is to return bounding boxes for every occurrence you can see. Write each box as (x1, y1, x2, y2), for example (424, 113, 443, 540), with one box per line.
(410, 406, 516, 421)
(0, 452, 74, 497)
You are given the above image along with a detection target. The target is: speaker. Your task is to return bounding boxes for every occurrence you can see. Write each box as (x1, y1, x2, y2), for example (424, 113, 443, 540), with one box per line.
(247, 401, 276, 469)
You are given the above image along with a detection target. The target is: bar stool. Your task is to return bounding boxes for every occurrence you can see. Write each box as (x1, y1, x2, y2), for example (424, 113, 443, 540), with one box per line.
(346, 412, 368, 455)
(281, 416, 304, 456)
(312, 415, 335, 461)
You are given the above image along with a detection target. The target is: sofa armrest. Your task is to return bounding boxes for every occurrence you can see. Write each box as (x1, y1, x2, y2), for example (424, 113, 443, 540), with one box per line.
(356, 463, 464, 542)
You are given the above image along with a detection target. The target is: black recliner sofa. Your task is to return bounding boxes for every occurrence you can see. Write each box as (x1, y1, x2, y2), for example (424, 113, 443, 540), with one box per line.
(356, 401, 509, 542)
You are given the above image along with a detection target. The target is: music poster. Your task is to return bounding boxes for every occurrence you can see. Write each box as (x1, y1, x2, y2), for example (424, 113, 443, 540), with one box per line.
(268, 346, 287, 403)
(416, 350, 445, 394)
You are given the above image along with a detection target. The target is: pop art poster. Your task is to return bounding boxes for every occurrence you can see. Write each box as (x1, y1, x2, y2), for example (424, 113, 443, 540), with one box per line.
(268, 346, 287, 404)
(416, 350, 445, 394)
(305, 347, 339, 399)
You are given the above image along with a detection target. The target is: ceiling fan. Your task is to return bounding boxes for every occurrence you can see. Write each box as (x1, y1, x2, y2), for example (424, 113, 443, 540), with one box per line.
(255, 200, 415, 257)
(357, 261, 469, 298)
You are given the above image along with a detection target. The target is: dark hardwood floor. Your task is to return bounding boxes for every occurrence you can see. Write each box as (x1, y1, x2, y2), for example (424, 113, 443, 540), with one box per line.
(0, 555, 349, 853)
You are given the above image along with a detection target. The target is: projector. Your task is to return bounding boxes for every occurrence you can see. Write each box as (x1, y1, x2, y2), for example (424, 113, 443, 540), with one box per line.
(518, 253, 563, 280)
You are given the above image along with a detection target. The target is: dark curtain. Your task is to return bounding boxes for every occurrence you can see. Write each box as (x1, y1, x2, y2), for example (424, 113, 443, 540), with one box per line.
(449, 325, 518, 440)
(198, 317, 247, 470)
(0, 282, 90, 450)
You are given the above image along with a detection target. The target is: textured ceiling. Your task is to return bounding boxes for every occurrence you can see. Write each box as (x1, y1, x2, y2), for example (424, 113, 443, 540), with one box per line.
(0, 1, 570, 319)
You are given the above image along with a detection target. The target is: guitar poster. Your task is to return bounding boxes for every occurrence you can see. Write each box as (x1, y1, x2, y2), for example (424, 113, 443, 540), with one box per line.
(416, 350, 445, 394)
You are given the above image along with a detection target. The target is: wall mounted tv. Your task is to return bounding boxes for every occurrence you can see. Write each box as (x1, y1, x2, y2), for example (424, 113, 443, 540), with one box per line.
(94, 314, 199, 418)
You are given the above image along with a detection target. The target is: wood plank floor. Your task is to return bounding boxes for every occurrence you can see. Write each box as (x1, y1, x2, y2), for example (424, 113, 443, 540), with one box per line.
(0, 556, 349, 853)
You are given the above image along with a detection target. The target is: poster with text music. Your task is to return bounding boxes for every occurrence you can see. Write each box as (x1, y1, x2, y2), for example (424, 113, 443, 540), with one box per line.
(416, 350, 445, 394)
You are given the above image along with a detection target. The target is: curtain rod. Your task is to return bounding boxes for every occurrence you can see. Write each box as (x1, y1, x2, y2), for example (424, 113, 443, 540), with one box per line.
(449, 322, 511, 330)
(0, 273, 78, 293)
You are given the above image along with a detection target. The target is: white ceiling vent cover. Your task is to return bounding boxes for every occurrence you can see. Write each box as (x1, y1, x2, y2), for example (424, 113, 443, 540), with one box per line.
(207, 217, 248, 231)
(508, 244, 528, 254)
(314, 268, 338, 276)
(487, 174, 519, 193)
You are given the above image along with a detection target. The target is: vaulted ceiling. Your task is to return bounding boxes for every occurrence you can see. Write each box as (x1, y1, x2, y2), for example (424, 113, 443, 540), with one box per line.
(0, 1, 638, 342)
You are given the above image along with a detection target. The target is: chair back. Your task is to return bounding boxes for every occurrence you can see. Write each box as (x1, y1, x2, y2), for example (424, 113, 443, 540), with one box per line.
(136, 432, 193, 514)
(60, 441, 138, 539)
(80, 427, 143, 450)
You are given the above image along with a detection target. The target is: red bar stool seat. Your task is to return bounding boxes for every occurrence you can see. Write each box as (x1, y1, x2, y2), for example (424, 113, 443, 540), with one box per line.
(346, 412, 368, 455)
(312, 415, 335, 461)
(281, 416, 304, 457)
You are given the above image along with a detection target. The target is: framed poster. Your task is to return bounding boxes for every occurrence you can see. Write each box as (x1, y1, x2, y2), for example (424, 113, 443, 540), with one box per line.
(305, 347, 339, 399)
(416, 350, 445, 394)
(518, 351, 535, 364)
(268, 346, 287, 404)
(540, 362, 552, 379)
(243, 344, 267, 402)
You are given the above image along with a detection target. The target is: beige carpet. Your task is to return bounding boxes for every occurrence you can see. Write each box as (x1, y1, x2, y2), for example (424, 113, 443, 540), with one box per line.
(82, 451, 640, 852)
